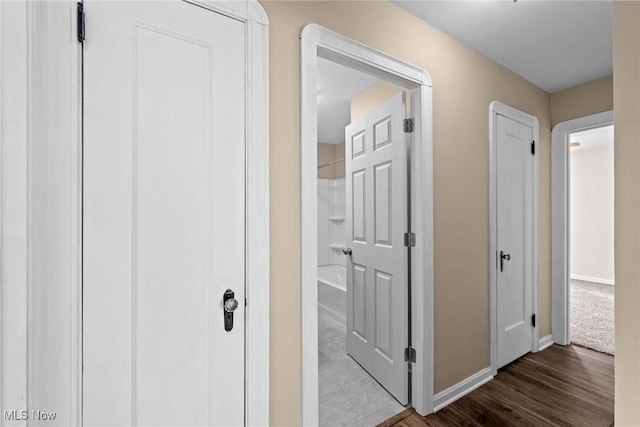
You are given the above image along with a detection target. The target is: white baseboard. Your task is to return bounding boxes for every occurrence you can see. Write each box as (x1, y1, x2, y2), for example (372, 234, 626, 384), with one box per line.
(539, 334, 554, 351)
(433, 367, 493, 412)
(570, 274, 614, 286)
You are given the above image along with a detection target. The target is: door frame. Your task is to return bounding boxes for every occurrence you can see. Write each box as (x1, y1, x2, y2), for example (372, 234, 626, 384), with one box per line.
(300, 24, 434, 423)
(1, 1, 270, 425)
(551, 110, 614, 345)
(489, 101, 540, 375)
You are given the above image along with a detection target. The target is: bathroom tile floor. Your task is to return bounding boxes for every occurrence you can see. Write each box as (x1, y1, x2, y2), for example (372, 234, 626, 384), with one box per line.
(318, 311, 405, 427)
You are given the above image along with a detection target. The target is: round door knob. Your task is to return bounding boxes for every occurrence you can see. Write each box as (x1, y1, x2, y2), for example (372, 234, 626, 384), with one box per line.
(342, 248, 352, 255)
(224, 297, 239, 312)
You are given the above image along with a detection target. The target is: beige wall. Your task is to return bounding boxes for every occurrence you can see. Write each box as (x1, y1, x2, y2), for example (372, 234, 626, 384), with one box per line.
(613, 2, 640, 424)
(262, 2, 552, 425)
(317, 142, 345, 179)
(351, 80, 408, 122)
(334, 142, 345, 178)
(550, 75, 613, 127)
(318, 142, 340, 179)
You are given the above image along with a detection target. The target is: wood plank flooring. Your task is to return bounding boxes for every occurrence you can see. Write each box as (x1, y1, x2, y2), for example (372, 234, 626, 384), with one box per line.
(379, 345, 614, 427)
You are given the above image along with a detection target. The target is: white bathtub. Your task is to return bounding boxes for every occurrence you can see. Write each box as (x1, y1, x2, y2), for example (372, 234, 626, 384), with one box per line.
(318, 264, 347, 325)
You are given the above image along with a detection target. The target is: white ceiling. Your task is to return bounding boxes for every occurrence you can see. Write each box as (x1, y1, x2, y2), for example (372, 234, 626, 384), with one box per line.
(391, 0, 613, 93)
(570, 124, 613, 153)
(317, 57, 380, 144)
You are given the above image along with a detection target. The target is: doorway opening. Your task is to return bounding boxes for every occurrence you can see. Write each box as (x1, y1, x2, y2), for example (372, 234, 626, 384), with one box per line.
(316, 57, 410, 425)
(567, 124, 615, 355)
(300, 24, 434, 425)
(551, 110, 614, 352)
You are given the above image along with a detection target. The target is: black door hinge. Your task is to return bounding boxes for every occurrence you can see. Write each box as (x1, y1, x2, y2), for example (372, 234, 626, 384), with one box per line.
(404, 118, 415, 133)
(404, 346, 416, 363)
(77, 2, 85, 43)
(404, 232, 416, 247)
(531, 140, 536, 155)
(531, 314, 536, 328)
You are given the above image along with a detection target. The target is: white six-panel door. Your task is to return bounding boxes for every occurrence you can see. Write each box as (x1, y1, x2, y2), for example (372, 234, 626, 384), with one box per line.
(496, 114, 534, 369)
(83, 2, 246, 425)
(345, 92, 409, 405)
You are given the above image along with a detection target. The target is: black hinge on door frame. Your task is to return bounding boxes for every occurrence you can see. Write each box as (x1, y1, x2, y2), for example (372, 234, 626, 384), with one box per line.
(531, 140, 536, 155)
(404, 232, 416, 247)
(404, 346, 416, 363)
(77, 2, 85, 43)
(531, 314, 536, 328)
(404, 118, 415, 133)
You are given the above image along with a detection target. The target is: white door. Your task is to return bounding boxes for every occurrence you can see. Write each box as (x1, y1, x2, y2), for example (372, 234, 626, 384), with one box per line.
(345, 92, 409, 404)
(496, 114, 534, 368)
(82, 2, 245, 426)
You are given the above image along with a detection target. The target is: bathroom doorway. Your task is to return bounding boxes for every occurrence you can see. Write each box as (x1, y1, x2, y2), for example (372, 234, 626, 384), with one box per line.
(300, 24, 435, 424)
(316, 58, 409, 425)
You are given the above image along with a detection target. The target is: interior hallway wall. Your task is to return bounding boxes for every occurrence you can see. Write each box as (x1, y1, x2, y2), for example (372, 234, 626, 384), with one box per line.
(613, 2, 640, 424)
(261, 2, 552, 424)
(550, 75, 613, 127)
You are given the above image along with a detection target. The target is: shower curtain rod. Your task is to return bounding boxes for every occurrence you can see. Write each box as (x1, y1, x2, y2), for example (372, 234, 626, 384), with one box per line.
(317, 157, 345, 169)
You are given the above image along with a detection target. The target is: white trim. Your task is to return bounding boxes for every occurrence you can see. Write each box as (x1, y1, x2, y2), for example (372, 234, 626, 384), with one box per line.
(188, 0, 269, 25)
(410, 82, 435, 417)
(243, 4, 270, 425)
(26, 3, 84, 424)
(1, 2, 29, 422)
(539, 334, 554, 351)
(300, 36, 319, 427)
(570, 274, 615, 286)
(489, 101, 540, 376)
(70, 2, 83, 421)
(551, 110, 614, 346)
(432, 368, 493, 412)
(300, 24, 434, 423)
(300, 24, 431, 88)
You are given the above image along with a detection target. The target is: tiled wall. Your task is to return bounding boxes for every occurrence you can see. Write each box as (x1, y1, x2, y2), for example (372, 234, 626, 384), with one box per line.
(318, 178, 346, 266)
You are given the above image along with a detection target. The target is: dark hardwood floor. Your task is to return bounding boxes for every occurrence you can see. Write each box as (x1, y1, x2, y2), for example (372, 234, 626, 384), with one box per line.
(379, 345, 614, 427)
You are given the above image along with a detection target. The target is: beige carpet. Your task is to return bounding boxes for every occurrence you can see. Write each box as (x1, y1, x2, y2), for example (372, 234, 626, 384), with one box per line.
(570, 279, 615, 355)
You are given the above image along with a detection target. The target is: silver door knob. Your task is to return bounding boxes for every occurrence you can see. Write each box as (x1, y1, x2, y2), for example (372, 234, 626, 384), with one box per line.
(224, 297, 239, 312)
(223, 289, 238, 332)
(342, 248, 352, 255)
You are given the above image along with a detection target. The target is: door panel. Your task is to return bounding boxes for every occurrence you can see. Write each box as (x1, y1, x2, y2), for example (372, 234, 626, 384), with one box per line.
(345, 92, 408, 404)
(496, 114, 534, 369)
(374, 270, 393, 360)
(353, 169, 367, 242)
(353, 264, 368, 340)
(352, 131, 366, 158)
(83, 2, 245, 425)
(374, 162, 392, 246)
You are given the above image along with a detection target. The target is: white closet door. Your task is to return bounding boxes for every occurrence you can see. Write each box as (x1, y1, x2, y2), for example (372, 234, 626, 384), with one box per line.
(83, 2, 246, 425)
(496, 114, 534, 368)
